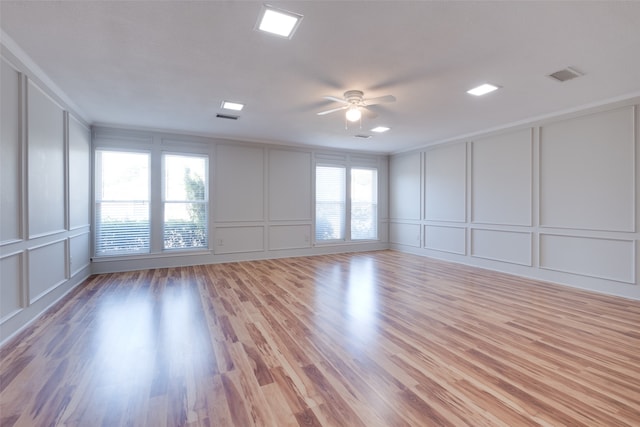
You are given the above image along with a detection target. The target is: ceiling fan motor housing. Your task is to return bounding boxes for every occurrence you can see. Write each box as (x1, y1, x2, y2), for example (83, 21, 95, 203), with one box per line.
(344, 90, 364, 104)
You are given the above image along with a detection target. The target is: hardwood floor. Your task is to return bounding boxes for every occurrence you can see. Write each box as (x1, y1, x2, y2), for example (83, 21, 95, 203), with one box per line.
(1, 250, 639, 426)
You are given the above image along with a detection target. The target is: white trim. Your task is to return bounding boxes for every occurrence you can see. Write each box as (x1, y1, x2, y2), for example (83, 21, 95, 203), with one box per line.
(1, 31, 88, 123)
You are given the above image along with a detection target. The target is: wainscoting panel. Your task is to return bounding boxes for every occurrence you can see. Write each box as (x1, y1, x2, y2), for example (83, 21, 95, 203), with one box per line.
(268, 225, 311, 251)
(28, 239, 67, 304)
(540, 234, 635, 283)
(69, 232, 90, 277)
(424, 225, 466, 255)
(471, 229, 532, 266)
(0, 251, 23, 323)
(214, 226, 264, 254)
(390, 222, 421, 247)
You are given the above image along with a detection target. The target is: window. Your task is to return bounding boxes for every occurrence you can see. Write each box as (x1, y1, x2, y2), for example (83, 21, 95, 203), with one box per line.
(95, 150, 150, 255)
(351, 168, 378, 240)
(163, 154, 208, 249)
(315, 165, 346, 240)
(315, 164, 378, 242)
(95, 148, 210, 258)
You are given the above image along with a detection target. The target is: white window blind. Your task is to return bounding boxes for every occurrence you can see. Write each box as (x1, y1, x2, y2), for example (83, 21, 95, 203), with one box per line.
(315, 165, 346, 240)
(163, 154, 208, 249)
(351, 168, 378, 240)
(95, 150, 150, 255)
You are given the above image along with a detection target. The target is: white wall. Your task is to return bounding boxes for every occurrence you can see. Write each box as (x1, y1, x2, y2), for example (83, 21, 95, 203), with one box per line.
(91, 127, 389, 274)
(1, 47, 91, 344)
(0, 36, 388, 345)
(390, 99, 640, 300)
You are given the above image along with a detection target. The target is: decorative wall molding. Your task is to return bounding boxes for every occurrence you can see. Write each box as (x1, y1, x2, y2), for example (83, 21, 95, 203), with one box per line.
(471, 229, 532, 266)
(539, 106, 635, 232)
(268, 225, 312, 251)
(1, 46, 91, 343)
(0, 251, 24, 324)
(424, 142, 467, 222)
(390, 97, 640, 299)
(27, 239, 68, 304)
(470, 128, 533, 227)
(424, 225, 466, 255)
(539, 233, 635, 284)
(389, 222, 421, 247)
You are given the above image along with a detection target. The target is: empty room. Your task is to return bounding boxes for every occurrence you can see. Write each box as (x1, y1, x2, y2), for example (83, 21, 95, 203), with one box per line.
(1, 1, 639, 426)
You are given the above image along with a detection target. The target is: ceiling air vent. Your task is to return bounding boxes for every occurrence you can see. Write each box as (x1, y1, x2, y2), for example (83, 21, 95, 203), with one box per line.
(354, 134, 371, 139)
(216, 113, 239, 120)
(548, 67, 583, 82)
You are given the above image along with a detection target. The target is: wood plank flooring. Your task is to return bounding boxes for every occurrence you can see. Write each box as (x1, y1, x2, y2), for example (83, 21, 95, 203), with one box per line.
(1, 250, 639, 426)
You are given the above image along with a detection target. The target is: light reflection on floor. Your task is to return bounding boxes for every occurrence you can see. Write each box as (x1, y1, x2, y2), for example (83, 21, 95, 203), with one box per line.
(313, 257, 380, 354)
(96, 294, 155, 390)
(346, 257, 378, 343)
(94, 285, 201, 394)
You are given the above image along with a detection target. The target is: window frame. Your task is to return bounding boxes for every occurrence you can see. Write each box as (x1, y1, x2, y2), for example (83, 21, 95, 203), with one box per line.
(94, 148, 151, 257)
(161, 152, 209, 251)
(350, 166, 378, 241)
(314, 161, 380, 244)
(315, 163, 347, 242)
(92, 137, 212, 260)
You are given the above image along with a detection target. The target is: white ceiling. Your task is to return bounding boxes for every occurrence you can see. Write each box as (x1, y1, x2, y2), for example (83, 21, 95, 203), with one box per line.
(2, 1, 640, 154)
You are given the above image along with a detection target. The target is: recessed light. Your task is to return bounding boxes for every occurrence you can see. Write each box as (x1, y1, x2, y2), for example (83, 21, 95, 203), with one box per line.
(371, 126, 390, 133)
(467, 83, 500, 96)
(256, 5, 303, 39)
(222, 101, 244, 111)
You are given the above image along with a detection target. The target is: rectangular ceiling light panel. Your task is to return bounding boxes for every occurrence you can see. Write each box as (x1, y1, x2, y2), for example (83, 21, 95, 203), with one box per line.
(371, 126, 390, 133)
(467, 83, 499, 96)
(256, 5, 303, 38)
(222, 101, 244, 111)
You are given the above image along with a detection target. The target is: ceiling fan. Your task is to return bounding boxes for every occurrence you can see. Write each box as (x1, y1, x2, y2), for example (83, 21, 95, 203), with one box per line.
(317, 90, 396, 123)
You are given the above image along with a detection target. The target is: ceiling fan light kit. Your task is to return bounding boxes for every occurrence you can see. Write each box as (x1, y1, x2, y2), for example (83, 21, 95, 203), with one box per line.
(317, 89, 396, 130)
(345, 106, 362, 122)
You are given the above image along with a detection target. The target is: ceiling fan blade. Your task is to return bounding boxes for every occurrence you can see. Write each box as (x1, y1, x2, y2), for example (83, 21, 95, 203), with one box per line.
(361, 106, 378, 119)
(363, 94, 396, 106)
(323, 95, 349, 105)
(317, 105, 348, 116)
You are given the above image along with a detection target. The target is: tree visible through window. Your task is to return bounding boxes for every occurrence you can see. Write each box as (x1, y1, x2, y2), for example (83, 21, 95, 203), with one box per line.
(163, 154, 208, 249)
(351, 168, 378, 240)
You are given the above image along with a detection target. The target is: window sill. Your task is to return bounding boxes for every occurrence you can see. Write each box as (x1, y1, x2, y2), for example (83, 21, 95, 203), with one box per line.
(92, 249, 212, 263)
(314, 239, 380, 247)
